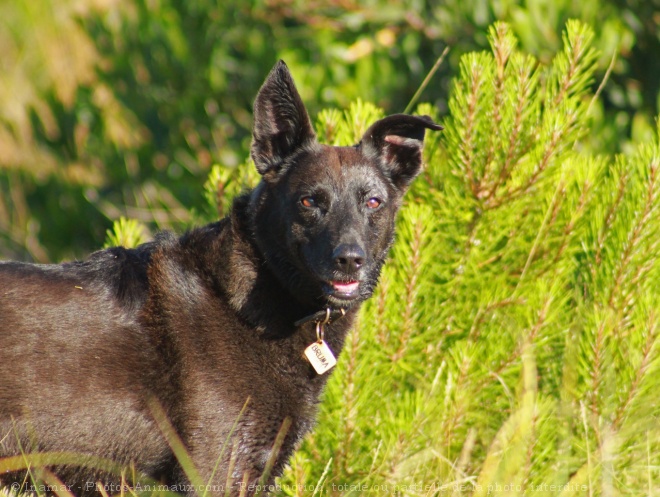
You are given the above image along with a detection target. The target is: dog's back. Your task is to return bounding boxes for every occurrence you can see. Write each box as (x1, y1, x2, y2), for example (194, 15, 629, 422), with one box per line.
(0, 246, 173, 489)
(0, 214, 332, 493)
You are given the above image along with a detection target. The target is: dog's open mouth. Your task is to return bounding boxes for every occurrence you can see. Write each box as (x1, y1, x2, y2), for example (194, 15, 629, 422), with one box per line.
(325, 280, 360, 300)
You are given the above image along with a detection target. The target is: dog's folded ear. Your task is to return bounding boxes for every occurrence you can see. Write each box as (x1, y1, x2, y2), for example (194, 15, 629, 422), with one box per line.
(251, 60, 317, 179)
(361, 114, 443, 190)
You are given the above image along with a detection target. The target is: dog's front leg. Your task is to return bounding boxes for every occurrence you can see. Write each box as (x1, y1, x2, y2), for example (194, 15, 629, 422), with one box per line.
(180, 410, 290, 497)
(183, 443, 280, 497)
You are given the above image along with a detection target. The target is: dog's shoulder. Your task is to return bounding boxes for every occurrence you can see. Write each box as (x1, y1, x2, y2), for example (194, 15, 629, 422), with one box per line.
(87, 241, 159, 311)
(143, 197, 255, 314)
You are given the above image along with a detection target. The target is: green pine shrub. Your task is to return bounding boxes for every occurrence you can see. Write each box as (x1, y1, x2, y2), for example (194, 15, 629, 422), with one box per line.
(274, 20, 659, 496)
(103, 217, 150, 249)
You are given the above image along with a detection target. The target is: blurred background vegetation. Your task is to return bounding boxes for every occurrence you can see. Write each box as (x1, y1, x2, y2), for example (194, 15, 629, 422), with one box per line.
(1, 0, 660, 262)
(2, 3, 660, 496)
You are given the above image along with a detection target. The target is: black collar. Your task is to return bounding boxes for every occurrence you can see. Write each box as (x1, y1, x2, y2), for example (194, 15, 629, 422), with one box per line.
(294, 307, 346, 327)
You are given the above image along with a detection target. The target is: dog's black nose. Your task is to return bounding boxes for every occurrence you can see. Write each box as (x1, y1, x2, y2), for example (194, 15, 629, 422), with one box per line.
(333, 244, 365, 274)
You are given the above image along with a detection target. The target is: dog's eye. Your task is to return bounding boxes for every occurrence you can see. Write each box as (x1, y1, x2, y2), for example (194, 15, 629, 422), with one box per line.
(366, 197, 382, 209)
(300, 196, 317, 208)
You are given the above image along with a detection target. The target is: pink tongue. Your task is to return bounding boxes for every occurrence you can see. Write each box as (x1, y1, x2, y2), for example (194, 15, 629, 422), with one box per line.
(332, 281, 359, 293)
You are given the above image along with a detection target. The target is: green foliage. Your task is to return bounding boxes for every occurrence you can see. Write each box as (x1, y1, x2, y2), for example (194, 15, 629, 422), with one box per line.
(272, 21, 659, 495)
(98, 18, 660, 495)
(104, 216, 149, 249)
(203, 163, 260, 219)
(316, 100, 385, 146)
(1, 0, 657, 262)
(1, 1, 660, 494)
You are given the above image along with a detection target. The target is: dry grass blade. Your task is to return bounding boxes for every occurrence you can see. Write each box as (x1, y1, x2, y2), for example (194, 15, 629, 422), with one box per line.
(403, 47, 450, 114)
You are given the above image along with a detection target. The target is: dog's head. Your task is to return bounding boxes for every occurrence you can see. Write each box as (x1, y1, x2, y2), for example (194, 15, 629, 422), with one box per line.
(249, 61, 442, 309)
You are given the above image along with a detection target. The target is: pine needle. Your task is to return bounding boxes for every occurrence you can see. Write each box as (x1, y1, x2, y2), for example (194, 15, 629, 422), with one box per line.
(587, 48, 618, 117)
(403, 46, 450, 114)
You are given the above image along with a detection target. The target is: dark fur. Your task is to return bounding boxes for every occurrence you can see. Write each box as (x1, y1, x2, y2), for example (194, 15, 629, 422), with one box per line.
(0, 61, 441, 495)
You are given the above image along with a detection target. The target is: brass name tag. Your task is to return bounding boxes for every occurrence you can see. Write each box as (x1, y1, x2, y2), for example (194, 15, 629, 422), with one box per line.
(304, 340, 337, 375)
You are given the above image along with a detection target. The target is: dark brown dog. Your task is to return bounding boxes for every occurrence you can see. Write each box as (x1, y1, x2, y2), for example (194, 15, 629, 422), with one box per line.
(0, 61, 441, 495)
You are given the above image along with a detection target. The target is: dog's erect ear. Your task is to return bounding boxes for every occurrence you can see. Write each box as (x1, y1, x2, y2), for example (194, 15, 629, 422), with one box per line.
(250, 60, 316, 178)
(361, 114, 443, 190)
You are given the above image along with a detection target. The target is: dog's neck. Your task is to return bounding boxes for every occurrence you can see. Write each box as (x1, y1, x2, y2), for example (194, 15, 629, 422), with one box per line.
(213, 193, 357, 339)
